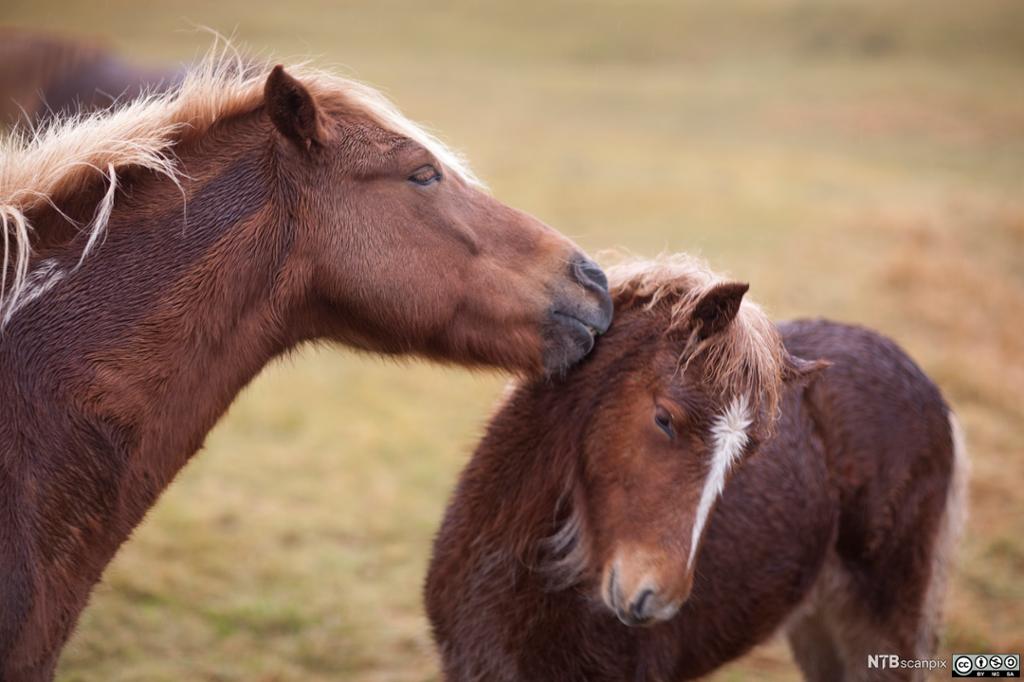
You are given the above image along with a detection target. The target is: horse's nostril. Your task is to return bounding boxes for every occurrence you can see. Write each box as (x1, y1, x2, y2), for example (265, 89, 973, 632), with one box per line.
(630, 589, 655, 620)
(572, 255, 609, 294)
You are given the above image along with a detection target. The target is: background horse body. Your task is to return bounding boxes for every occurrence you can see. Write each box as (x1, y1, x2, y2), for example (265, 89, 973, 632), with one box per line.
(0, 52, 611, 680)
(426, 260, 965, 681)
(0, 28, 180, 127)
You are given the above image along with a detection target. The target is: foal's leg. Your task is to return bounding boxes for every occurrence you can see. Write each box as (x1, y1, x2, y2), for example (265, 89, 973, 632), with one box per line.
(789, 552, 921, 682)
(825, 595, 923, 682)
(785, 607, 844, 682)
(825, 414, 969, 682)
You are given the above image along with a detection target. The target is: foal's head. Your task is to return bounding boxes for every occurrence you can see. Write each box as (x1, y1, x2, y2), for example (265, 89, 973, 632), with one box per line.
(262, 66, 611, 374)
(551, 257, 824, 626)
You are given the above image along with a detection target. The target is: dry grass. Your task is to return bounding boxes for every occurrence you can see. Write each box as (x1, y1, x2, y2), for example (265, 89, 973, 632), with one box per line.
(2, 0, 1022, 679)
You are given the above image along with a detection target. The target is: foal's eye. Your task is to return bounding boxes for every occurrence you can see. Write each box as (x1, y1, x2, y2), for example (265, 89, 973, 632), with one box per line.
(409, 164, 442, 186)
(654, 406, 675, 438)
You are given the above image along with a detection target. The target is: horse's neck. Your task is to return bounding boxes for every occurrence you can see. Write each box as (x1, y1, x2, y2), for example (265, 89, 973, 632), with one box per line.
(3, 122, 297, 570)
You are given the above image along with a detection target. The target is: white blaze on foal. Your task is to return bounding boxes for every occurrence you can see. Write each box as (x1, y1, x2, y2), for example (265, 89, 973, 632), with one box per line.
(688, 393, 752, 569)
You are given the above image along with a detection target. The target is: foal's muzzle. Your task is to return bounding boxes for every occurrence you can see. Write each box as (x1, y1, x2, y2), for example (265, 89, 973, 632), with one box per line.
(603, 563, 686, 627)
(542, 253, 613, 374)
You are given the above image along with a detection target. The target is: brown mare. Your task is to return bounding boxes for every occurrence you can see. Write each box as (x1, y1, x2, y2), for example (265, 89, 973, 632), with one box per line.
(0, 28, 181, 128)
(0, 49, 612, 680)
(426, 256, 967, 681)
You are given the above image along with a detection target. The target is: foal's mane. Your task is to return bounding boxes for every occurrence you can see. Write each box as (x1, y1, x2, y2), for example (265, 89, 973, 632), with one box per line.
(0, 41, 479, 325)
(609, 254, 787, 426)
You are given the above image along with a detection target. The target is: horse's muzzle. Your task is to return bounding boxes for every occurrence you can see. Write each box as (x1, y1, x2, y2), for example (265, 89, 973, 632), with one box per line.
(542, 254, 613, 374)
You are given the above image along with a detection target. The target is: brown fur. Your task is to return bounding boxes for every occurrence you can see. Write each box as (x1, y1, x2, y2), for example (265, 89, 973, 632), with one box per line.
(0, 52, 612, 680)
(426, 263, 963, 681)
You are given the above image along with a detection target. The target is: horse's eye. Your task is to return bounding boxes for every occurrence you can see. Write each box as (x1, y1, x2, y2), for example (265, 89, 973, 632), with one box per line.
(654, 406, 675, 439)
(409, 164, 442, 186)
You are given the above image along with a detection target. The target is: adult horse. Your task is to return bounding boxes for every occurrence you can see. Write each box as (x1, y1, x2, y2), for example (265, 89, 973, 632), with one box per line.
(426, 256, 966, 681)
(0, 28, 180, 128)
(0, 49, 612, 679)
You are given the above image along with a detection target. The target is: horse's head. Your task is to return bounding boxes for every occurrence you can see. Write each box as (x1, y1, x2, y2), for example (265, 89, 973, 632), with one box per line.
(262, 66, 611, 375)
(566, 258, 825, 626)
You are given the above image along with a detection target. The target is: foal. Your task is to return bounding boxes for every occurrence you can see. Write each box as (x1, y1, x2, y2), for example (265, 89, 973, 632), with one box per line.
(0, 49, 611, 679)
(426, 256, 966, 681)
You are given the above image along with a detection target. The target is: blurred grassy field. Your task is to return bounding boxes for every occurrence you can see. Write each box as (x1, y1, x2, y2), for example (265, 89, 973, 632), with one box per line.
(5, 0, 1024, 679)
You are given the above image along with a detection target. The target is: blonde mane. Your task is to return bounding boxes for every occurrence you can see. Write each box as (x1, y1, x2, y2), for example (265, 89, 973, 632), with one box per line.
(0, 41, 480, 326)
(608, 255, 788, 423)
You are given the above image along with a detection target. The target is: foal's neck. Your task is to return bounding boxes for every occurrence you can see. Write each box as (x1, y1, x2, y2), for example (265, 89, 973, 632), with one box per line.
(470, 386, 583, 556)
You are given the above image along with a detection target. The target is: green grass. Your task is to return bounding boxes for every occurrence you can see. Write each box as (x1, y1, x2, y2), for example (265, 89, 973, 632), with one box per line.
(4, 1, 1024, 679)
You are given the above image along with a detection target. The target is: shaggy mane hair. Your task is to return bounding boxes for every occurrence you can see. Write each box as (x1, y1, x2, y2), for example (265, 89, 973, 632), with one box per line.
(609, 254, 788, 427)
(0, 40, 479, 325)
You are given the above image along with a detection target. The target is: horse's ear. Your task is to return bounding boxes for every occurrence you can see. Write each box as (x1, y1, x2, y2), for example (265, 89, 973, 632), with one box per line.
(693, 282, 749, 340)
(265, 65, 324, 149)
(782, 354, 830, 386)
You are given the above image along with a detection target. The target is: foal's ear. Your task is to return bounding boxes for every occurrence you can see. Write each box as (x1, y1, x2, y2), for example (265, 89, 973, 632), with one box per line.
(782, 354, 830, 386)
(693, 281, 749, 340)
(265, 65, 324, 149)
